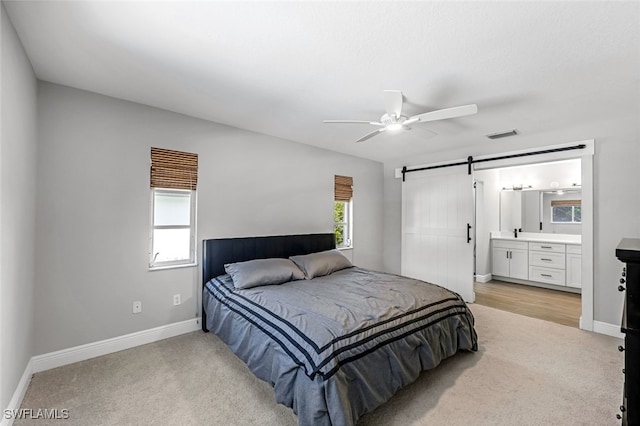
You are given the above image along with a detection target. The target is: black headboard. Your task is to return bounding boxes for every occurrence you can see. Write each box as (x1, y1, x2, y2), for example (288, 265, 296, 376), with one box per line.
(201, 233, 336, 331)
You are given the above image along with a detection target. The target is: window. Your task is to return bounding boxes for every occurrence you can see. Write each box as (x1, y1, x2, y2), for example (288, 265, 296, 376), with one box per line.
(150, 189, 196, 267)
(334, 175, 353, 248)
(150, 147, 198, 269)
(551, 199, 581, 224)
(334, 200, 352, 248)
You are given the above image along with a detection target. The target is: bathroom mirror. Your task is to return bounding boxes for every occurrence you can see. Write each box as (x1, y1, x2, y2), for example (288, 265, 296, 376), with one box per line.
(499, 188, 582, 234)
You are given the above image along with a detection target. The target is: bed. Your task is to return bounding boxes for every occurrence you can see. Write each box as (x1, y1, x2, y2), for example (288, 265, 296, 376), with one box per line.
(201, 233, 477, 426)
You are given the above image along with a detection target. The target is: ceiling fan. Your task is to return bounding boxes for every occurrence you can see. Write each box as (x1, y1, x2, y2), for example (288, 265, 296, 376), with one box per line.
(324, 90, 478, 143)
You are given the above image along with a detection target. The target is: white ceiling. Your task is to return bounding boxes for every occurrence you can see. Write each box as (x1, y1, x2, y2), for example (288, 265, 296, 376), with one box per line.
(4, 1, 639, 163)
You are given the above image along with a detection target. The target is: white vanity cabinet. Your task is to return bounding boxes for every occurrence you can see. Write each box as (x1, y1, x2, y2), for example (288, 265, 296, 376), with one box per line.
(490, 236, 581, 292)
(492, 240, 528, 280)
(565, 244, 582, 288)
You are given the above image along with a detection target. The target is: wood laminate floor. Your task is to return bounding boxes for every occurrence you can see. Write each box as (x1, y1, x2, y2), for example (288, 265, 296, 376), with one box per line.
(474, 280, 581, 328)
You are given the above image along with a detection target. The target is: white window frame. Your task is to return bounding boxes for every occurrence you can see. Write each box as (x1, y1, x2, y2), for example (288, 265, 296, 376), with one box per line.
(550, 204, 582, 224)
(149, 188, 197, 270)
(334, 199, 353, 249)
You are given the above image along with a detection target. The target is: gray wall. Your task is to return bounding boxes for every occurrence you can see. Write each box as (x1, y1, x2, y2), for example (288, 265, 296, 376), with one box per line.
(384, 133, 640, 326)
(0, 3, 38, 410)
(593, 138, 640, 323)
(35, 82, 383, 355)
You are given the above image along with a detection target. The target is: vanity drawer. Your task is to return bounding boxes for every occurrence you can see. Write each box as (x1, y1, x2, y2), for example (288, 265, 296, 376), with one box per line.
(492, 239, 529, 250)
(529, 266, 566, 286)
(529, 251, 566, 269)
(529, 242, 565, 253)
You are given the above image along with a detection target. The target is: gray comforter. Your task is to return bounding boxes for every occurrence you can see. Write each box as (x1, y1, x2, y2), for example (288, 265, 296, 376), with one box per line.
(204, 267, 477, 426)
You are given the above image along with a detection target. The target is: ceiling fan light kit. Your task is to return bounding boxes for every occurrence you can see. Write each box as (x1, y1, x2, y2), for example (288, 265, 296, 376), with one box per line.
(385, 122, 404, 132)
(324, 90, 478, 143)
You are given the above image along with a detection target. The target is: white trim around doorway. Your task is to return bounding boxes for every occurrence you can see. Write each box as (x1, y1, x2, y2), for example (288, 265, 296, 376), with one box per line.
(394, 140, 595, 333)
(473, 139, 595, 332)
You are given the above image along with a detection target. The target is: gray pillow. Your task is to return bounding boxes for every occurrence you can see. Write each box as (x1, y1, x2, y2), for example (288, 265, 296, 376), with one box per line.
(289, 249, 352, 279)
(224, 258, 305, 290)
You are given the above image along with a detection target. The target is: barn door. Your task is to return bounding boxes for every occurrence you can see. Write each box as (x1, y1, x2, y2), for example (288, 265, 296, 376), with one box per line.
(401, 166, 475, 302)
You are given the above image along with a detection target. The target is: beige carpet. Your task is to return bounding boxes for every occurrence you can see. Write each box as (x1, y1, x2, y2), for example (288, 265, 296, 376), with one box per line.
(16, 304, 623, 425)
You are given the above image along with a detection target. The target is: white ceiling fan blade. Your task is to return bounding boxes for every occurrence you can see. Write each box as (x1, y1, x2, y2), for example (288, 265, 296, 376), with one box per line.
(384, 90, 403, 118)
(410, 126, 439, 138)
(407, 104, 478, 125)
(356, 128, 386, 143)
(324, 120, 384, 126)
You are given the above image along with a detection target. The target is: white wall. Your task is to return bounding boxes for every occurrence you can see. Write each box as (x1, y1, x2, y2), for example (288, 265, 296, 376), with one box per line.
(474, 168, 499, 277)
(35, 82, 384, 355)
(384, 130, 640, 327)
(0, 2, 38, 411)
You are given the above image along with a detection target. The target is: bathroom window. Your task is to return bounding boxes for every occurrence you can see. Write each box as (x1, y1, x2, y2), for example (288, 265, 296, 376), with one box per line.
(551, 200, 581, 224)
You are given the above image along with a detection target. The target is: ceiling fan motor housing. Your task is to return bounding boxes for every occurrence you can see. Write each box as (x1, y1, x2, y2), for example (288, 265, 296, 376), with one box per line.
(381, 113, 407, 126)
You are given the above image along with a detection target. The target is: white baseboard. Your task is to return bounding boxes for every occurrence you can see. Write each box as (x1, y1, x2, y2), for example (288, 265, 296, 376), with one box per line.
(475, 273, 492, 283)
(0, 359, 33, 426)
(32, 318, 201, 373)
(593, 320, 624, 339)
(3, 319, 200, 424)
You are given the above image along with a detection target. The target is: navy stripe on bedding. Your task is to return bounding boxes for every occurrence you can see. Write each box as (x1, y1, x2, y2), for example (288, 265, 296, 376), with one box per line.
(205, 275, 472, 380)
(217, 276, 463, 354)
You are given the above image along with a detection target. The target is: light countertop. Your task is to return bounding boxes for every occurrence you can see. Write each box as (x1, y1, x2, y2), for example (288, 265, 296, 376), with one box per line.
(490, 232, 581, 245)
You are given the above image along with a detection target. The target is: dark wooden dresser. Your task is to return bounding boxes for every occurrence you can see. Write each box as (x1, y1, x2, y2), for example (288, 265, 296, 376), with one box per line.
(616, 238, 640, 425)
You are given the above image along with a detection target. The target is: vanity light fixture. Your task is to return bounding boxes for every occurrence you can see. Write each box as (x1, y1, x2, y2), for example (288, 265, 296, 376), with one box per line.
(502, 185, 533, 191)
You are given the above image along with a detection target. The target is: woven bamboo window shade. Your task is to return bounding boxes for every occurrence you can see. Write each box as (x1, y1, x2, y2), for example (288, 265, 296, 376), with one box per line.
(150, 147, 198, 190)
(334, 175, 353, 202)
(551, 199, 581, 207)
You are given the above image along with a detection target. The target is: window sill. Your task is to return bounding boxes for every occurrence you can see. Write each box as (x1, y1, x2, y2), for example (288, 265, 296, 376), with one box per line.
(337, 246, 353, 251)
(149, 262, 198, 272)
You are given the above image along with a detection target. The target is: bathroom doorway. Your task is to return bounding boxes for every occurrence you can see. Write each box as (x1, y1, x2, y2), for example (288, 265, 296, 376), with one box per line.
(473, 157, 587, 328)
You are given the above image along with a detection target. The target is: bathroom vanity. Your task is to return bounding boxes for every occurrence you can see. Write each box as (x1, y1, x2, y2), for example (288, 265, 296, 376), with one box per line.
(490, 184, 582, 292)
(491, 233, 581, 292)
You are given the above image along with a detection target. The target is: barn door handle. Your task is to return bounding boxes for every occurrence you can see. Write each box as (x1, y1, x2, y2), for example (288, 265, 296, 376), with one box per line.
(467, 223, 472, 243)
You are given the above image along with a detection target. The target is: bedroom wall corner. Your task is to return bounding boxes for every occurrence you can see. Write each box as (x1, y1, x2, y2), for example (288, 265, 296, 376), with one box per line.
(0, 2, 38, 417)
(350, 159, 384, 270)
(33, 82, 384, 356)
(382, 163, 402, 275)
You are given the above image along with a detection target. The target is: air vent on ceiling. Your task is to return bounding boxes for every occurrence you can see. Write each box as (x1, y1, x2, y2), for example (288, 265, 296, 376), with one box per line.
(486, 129, 518, 139)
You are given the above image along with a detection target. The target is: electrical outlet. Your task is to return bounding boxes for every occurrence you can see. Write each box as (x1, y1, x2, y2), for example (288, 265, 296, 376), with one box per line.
(173, 294, 181, 306)
(133, 301, 142, 314)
